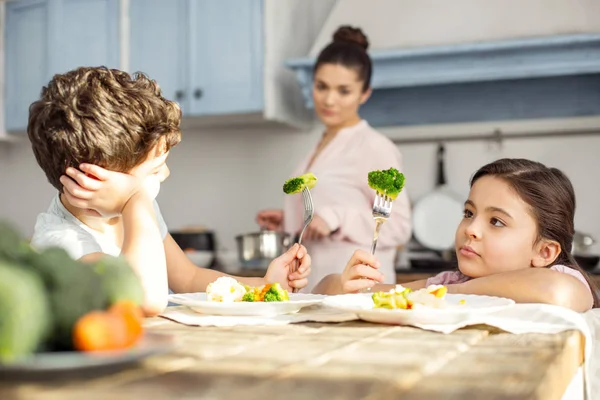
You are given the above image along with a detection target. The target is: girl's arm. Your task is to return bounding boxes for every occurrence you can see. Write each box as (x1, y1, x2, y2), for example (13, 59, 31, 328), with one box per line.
(312, 249, 427, 294)
(449, 268, 593, 312)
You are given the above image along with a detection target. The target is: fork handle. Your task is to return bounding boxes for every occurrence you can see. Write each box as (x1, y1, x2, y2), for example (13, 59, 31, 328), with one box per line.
(370, 219, 384, 254)
(362, 219, 385, 294)
(290, 258, 300, 293)
(297, 225, 307, 246)
(291, 232, 305, 294)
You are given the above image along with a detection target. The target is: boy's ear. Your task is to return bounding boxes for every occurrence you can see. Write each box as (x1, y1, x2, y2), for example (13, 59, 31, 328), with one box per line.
(531, 239, 561, 268)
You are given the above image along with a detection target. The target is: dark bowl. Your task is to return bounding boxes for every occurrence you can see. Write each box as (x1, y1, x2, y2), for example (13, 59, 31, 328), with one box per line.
(409, 258, 458, 271)
(170, 231, 216, 252)
(574, 254, 600, 271)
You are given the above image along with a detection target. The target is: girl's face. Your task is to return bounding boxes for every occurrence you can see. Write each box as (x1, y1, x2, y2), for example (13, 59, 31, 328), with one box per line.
(312, 63, 371, 129)
(455, 176, 542, 278)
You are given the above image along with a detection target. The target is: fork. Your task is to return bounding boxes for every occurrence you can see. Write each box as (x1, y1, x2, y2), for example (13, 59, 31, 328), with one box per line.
(291, 187, 314, 293)
(362, 192, 393, 293)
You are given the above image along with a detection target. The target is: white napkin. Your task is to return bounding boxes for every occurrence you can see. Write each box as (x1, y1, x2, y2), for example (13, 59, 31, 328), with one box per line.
(159, 304, 357, 327)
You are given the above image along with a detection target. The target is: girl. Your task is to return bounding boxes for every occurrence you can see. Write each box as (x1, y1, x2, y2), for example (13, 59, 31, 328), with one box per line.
(256, 25, 411, 291)
(315, 158, 598, 312)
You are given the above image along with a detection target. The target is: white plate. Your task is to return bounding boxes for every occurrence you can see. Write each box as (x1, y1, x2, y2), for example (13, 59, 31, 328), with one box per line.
(412, 189, 464, 251)
(323, 293, 515, 325)
(168, 292, 326, 316)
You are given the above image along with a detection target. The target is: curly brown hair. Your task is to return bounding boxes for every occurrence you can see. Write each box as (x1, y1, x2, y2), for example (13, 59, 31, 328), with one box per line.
(28, 67, 182, 191)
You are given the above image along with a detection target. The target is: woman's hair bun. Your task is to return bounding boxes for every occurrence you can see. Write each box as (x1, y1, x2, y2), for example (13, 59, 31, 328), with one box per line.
(332, 25, 369, 51)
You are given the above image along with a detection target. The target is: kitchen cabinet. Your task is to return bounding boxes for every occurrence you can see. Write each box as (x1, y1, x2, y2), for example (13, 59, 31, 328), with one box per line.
(52, 0, 120, 75)
(129, 0, 264, 117)
(5, 0, 264, 131)
(4, 0, 120, 131)
(188, 0, 263, 116)
(129, 0, 188, 113)
(5, 0, 50, 132)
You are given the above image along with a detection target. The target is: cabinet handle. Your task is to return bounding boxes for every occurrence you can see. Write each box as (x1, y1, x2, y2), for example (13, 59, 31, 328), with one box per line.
(175, 90, 185, 101)
(194, 88, 203, 99)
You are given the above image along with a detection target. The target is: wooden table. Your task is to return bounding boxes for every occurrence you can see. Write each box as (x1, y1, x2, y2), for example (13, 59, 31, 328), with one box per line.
(0, 308, 584, 400)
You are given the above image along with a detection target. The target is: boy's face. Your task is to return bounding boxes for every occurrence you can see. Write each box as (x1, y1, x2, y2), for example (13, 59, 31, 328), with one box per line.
(129, 147, 170, 200)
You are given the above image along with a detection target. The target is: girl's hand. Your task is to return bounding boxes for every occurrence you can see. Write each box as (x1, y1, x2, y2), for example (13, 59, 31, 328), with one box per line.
(340, 250, 384, 293)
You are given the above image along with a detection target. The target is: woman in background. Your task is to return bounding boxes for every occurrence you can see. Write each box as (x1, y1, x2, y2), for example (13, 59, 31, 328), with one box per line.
(257, 26, 412, 291)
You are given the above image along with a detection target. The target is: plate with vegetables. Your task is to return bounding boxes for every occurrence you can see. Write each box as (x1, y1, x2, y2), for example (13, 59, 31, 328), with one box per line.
(168, 277, 325, 316)
(323, 285, 514, 325)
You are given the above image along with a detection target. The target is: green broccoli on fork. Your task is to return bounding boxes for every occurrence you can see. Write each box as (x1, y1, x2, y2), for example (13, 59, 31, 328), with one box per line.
(283, 173, 317, 195)
(367, 168, 405, 200)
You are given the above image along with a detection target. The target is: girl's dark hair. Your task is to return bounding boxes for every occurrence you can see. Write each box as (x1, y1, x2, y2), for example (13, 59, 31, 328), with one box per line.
(314, 25, 372, 92)
(471, 158, 599, 308)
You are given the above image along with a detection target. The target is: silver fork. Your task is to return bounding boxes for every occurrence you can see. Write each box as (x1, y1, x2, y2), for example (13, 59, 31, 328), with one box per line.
(291, 187, 314, 292)
(362, 192, 393, 293)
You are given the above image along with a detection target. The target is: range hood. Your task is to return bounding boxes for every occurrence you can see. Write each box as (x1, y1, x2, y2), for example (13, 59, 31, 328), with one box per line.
(286, 34, 600, 128)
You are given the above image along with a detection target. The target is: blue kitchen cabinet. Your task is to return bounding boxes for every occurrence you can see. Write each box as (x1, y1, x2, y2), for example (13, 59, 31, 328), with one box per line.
(4, 0, 120, 131)
(52, 0, 120, 73)
(188, 0, 263, 115)
(5, 0, 51, 131)
(128, 0, 263, 116)
(129, 0, 189, 113)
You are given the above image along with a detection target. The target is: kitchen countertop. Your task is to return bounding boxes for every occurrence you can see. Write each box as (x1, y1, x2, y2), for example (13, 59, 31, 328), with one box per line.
(233, 266, 600, 279)
(0, 309, 583, 399)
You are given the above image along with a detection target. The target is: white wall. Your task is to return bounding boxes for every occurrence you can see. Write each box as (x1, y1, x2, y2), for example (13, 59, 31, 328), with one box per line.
(310, 0, 600, 54)
(0, 126, 321, 252)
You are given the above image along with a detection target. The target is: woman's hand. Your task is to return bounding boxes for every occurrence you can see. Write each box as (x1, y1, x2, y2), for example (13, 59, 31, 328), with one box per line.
(302, 214, 331, 241)
(256, 209, 284, 231)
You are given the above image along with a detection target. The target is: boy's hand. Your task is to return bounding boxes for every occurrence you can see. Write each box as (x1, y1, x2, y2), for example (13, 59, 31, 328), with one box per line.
(60, 164, 142, 217)
(340, 250, 384, 293)
(264, 243, 311, 291)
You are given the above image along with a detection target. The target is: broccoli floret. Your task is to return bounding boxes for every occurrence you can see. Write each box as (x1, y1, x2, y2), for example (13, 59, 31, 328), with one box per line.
(283, 173, 317, 194)
(263, 283, 290, 302)
(283, 177, 304, 194)
(367, 168, 406, 200)
(242, 291, 256, 302)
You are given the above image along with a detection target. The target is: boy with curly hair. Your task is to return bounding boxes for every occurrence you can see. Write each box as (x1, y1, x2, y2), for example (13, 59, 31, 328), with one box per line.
(28, 67, 311, 315)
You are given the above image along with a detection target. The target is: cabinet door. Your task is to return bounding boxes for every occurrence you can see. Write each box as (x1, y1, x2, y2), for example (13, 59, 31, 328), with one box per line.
(189, 0, 263, 116)
(129, 0, 188, 112)
(5, 0, 51, 131)
(52, 0, 120, 74)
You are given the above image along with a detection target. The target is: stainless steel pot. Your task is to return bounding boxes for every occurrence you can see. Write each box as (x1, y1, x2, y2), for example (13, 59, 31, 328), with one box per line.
(235, 230, 291, 269)
(572, 231, 596, 255)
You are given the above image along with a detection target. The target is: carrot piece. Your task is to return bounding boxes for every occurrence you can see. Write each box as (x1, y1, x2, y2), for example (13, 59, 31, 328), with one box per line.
(430, 287, 447, 298)
(109, 301, 144, 346)
(73, 311, 128, 352)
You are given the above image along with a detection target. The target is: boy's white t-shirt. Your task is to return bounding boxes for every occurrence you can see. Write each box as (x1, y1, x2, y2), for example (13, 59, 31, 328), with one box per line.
(30, 194, 169, 260)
